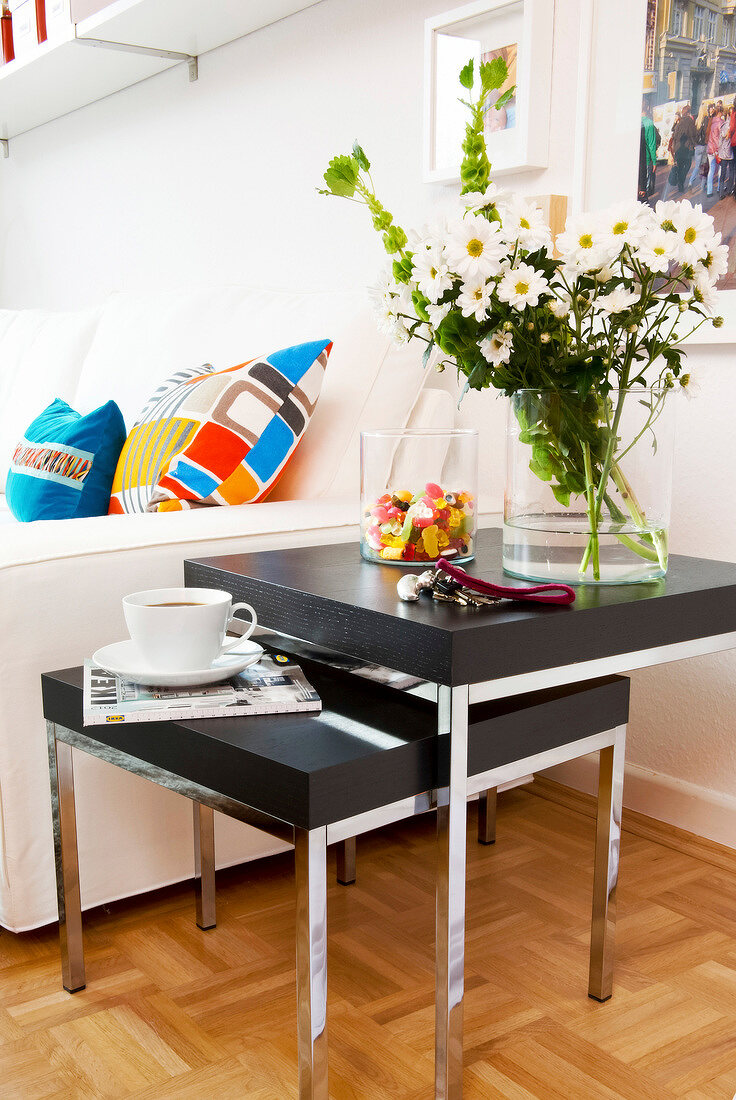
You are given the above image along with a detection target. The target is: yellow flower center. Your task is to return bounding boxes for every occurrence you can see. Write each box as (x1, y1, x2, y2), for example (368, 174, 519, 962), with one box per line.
(520, 217, 530, 229)
(654, 246, 665, 255)
(579, 233, 594, 249)
(613, 220, 628, 235)
(473, 288, 483, 301)
(466, 238, 484, 257)
(430, 267, 437, 278)
(684, 227, 697, 244)
(514, 280, 530, 296)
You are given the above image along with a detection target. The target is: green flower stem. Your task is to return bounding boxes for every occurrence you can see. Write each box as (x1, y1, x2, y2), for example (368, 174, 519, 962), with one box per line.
(610, 463, 668, 570)
(580, 442, 600, 581)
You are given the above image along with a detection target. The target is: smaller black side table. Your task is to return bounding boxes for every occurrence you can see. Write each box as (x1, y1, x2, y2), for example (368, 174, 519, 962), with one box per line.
(42, 660, 629, 1100)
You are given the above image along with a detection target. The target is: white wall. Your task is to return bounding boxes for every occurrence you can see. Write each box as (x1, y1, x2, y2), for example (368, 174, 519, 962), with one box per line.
(0, 0, 734, 843)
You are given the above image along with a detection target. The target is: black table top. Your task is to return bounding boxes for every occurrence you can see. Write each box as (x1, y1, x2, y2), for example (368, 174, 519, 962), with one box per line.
(41, 660, 628, 829)
(185, 530, 736, 686)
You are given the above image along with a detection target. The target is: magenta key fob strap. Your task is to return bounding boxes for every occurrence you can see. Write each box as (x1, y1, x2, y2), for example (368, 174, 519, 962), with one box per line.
(436, 559, 576, 605)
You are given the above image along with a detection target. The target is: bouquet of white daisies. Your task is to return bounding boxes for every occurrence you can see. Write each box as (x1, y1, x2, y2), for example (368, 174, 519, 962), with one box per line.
(320, 58, 724, 580)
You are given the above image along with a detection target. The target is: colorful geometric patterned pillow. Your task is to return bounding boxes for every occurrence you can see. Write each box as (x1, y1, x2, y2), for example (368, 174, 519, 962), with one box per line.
(109, 339, 331, 514)
(7, 398, 126, 522)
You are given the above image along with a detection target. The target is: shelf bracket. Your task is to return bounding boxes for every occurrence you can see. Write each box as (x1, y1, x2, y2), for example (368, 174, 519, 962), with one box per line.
(0, 139, 8, 159)
(76, 37, 199, 82)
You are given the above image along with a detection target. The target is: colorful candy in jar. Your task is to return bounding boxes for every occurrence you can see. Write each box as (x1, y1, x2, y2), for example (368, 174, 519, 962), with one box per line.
(362, 482, 475, 563)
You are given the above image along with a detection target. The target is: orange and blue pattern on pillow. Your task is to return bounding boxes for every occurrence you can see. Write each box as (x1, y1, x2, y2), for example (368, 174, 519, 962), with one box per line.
(109, 339, 331, 514)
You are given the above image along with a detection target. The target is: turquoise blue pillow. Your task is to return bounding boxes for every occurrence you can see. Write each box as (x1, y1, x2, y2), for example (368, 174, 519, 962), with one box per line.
(6, 398, 127, 522)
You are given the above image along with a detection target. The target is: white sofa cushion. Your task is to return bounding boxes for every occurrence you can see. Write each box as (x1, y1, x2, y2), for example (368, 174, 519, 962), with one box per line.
(72, 286, 427, 505)
(0, 307, 100, 493)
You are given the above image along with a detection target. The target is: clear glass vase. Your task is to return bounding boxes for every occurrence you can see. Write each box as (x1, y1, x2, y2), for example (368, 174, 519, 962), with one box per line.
(503, 388, 676, 585)
(360, 429, 478, 565)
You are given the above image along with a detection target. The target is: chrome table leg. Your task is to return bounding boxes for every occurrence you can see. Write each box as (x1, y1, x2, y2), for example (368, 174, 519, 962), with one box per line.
(46, 723, 85, 993)
(436, 685, 469, 1099)
(477, 788, 497, 845)
(589, 724, 627, 1002)
(193, 802, 216, 930)
(295, 826, 328, 1100)
(336, 837, 356, 885)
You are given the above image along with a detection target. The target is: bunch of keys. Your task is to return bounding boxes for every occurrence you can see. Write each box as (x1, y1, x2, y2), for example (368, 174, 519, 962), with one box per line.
(397, 568, 501, 608)
(396, 560, 576, 608)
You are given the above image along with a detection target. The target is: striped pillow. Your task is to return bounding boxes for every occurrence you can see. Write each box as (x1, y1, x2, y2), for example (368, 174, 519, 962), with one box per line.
(109, 340, 331, 513)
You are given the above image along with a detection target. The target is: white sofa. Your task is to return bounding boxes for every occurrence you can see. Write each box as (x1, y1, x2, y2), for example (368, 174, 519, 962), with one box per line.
(0, 286, 454, 932)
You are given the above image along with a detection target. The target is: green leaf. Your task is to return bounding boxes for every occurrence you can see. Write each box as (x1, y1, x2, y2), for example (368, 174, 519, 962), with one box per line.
(551, 484, 571, 508)
(352, 141, 370, 171)
(494, 85, 515, 111)
(322, 155, 359, 198)
(458, 59, 474, 90)
(411, 290, 430, 324)
(480, 56, 508, 93)
(422, 342, 434, 369)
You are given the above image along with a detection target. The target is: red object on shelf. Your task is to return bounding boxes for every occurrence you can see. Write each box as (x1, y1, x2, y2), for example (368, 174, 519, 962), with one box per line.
(36, 0, 46, 42)
(1, 1, 14, 63)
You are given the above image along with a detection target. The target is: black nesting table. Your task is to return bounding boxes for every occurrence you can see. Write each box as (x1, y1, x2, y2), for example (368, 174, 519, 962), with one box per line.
(184, 527, 736, 1098)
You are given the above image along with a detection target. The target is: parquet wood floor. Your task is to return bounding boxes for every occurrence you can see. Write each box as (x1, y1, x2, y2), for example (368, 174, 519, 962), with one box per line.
(3, 787, 736, 1099)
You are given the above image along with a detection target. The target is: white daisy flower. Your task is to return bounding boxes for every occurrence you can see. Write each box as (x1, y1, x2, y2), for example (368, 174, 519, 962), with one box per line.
(427, 301, 452, 328)
(594, 287, 639, 314)
(556, 215, 609, 272)
(653, 199, 681, 233)
(479, 330, 513, 366)
(690, 274, 719, 314)
(460, 183, 506, 210)
(597, 202, 650, 256)
(412, 247, 455, 303)
(636, 228, 677, 274)
(672, 202, 718, 266)
(497, 263, 550, 310)
(457, 278, 492, 322)
(693, 241, 729, 286)
(549, 294, 571, 319)
(445, 214, 507, 280)
(499, 195, 552, 253)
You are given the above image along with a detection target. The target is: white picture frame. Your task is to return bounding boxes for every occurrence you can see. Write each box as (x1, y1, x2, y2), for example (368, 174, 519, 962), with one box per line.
(423, 0, 554, 183)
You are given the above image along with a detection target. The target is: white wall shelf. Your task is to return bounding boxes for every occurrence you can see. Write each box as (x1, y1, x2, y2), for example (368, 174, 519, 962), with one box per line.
(0, 0, 320, 142)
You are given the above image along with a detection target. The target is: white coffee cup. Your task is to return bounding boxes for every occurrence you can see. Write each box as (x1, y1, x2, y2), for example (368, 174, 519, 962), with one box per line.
(123, 587, 258, 673)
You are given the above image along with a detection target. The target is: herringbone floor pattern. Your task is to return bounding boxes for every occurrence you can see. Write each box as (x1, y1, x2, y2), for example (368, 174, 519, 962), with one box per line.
(2, 787, 736, 1098)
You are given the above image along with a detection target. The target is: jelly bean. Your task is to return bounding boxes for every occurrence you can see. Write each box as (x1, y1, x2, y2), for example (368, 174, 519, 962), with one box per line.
(426, 481, 443, 498)
(403, 543, 416, 561)
(423, 524, 439, 559)
(377, 493, 392, 505)
(371, 505, 390, 523)
(387, 506, 403, 520)
(395, 489, 413, 503)
(366, 525, 383, 551)
(381, 546, 404, 560)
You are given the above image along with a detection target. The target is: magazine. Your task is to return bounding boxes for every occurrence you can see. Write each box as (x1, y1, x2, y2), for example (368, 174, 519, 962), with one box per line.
(83, 654, 321, 725)
(253, 631, 424, 691)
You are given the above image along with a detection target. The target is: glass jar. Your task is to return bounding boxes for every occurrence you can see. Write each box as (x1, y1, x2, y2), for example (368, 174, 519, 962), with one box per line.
(360, 429, 478, 565)
(503, 388, 676, 585)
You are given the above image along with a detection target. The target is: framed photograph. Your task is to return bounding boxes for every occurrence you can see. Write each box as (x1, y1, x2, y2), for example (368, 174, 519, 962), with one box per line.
(638, 0, 736, 340)
(423, 0, 554, 183)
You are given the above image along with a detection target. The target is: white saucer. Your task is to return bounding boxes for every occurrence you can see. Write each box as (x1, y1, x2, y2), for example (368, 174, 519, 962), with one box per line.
(92, 638, 265, 687)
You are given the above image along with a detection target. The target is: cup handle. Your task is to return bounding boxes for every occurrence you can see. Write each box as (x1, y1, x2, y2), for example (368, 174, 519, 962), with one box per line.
(221, 601, 258, 652)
